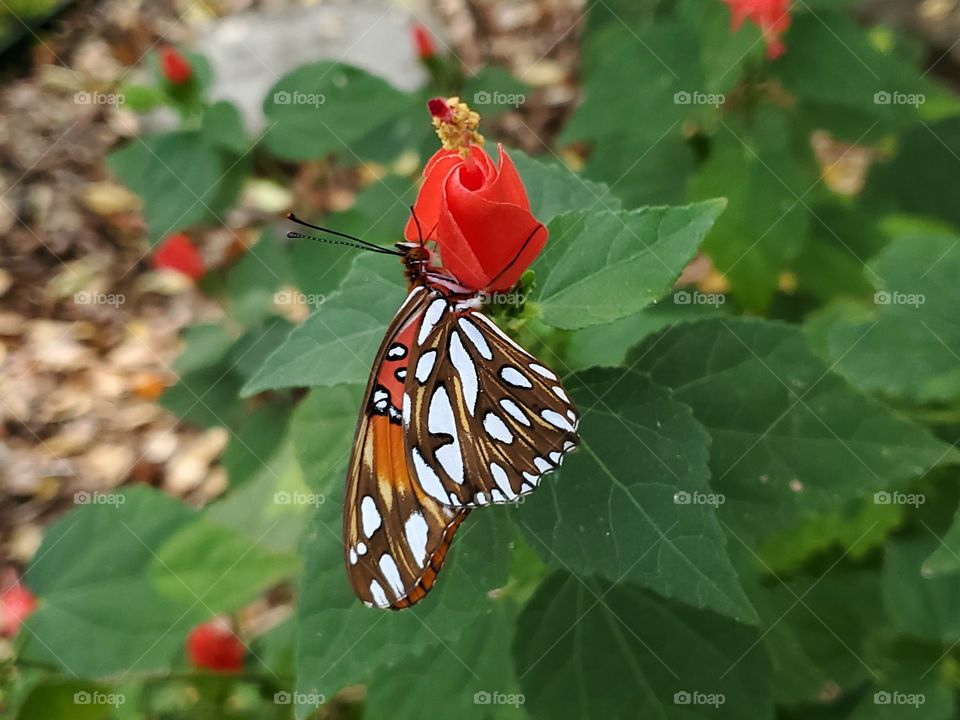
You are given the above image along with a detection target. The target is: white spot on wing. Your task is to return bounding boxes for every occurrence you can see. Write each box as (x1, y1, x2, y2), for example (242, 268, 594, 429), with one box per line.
(412, 447, 448, 502)
(349, 547, 358, 565)
(500, 365, 532, 388)
(490, 462, 516, 500)
(415, 350, 437, 383)
(405, 512, 429, 567)
(551, 385, 570, 403)
(534, 457, 553, 473)
(549, 451, 562, 464)
(361, 496, 382, 537)
(429, 386, 465, 484)
(483, 412, 514, 444)
(370, 580, 389, 607)
(474, 491, 488, 506)
(530, 363, 558, 381)
(458, 317, 493, 359)
(418, 298, 447, 345)
(449, 331, 478, 414)
(357, 542, 368, 555)
(499, 398, 531, 426)
(379, 554, 405, 598)
(542, 409, 575, 432)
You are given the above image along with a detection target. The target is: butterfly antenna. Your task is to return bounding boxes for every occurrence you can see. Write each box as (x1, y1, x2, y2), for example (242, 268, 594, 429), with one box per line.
(482, 223, 544, 292)
(286, 231, 404, 256)
(287, 213, 392, 253)
(409, 206, 425, 249)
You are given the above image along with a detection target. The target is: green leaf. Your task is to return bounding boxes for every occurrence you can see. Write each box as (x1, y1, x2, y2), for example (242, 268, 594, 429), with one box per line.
(531, 201, 725, 330)
(923, 506, 960, 577)
(689, 108, 814, 312)
(629, 318, 954, 541)
(884, 535, 960, 643)
(106, 131, 223, 244)
(241, 253, 407, 396)
(13, 680, 121, 720)
(294, 497, 512, 711)
(809, 232, 960, 405)
(201, 100, 248, 155)
(513, 573, 773, 720)
(22, 487, 202, 675)
(290, 384, 364, 493)
(225, 230, 295, 327)
(263, 61, 413, 161)
(365, 603, 521, 720)
(511, 149, 621, 223)
(148, 517, 299, 610)
(520, 369, 755, 623)
(172, 324, 234, 376)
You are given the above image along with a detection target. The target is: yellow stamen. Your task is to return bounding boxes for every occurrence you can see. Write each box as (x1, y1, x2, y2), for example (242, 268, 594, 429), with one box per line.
(431, 96, 484, 158)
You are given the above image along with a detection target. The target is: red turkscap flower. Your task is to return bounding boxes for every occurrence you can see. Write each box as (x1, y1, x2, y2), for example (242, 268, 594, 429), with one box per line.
(404, 144, 546, 293)
(722, 0, 792, 59)
(0, 569, 36, 637)
(412, 23, 436, 61)
(160, 47, 192, 85)
(152, 233, 205, 281)
(186, 619, 244, 672)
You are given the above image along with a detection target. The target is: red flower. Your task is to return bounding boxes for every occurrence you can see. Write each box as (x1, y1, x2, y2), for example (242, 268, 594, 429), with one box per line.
(0, 570, 36, 637)
(404, 144, 546, 292)
(186, 619, 244, 672)
(412, 23, 436, 61)
(160, 47, 192, 85)
(152, 233, 205, 281)
(722, 0, 791, 59)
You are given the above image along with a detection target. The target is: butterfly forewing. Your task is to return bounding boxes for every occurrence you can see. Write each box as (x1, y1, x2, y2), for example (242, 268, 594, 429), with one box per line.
(344, 287, 470, 609)
(403, 293, 580, 508)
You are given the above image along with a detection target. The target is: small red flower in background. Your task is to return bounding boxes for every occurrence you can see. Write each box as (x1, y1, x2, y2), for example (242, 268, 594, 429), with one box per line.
(722, 0, 792, 59)
(411, 23, 436, 61)
(0, 568, 36, 637)
(187, 619, 244, 672)
(160, 47, 192, 85)
(152, 233, 205, 281)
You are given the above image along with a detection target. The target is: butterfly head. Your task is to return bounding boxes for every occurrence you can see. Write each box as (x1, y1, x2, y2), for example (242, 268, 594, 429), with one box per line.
(396, 241, 432, 286)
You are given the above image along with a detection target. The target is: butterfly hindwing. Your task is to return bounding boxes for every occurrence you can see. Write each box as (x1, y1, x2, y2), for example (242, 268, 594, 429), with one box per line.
(344, 287, 470, 609)
(403, 292, 580, 508)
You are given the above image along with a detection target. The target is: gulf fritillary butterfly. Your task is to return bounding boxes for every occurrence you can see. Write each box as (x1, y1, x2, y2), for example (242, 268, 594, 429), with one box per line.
(289, 213, 580, 609)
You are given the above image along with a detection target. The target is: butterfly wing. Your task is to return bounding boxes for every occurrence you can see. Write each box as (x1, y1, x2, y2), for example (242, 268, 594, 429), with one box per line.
(403, 293, 580, 507)
(344, 287, 470, 609)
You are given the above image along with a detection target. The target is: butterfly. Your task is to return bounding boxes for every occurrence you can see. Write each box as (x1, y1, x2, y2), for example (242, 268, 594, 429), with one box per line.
(288, 213, 580, 609)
